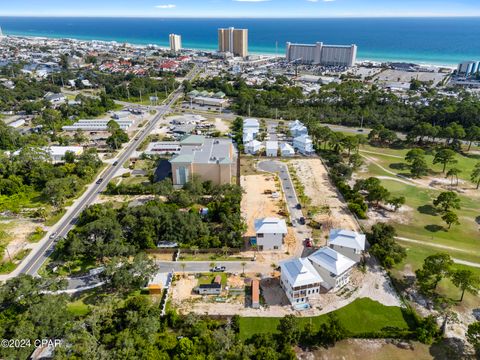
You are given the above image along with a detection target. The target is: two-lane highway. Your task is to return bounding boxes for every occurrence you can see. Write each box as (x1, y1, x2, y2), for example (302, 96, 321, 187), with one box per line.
(16, 66, 200, 277)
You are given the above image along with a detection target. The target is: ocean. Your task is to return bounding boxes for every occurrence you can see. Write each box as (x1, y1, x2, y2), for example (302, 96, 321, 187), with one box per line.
(1, 17, 480, 66)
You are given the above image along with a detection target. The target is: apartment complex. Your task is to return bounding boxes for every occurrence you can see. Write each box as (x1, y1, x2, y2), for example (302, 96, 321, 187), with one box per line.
(286, 42, 357, 67)
(169, 135, 236, 187)
(218, 27, 248, 57)
(169, 34, 182, 52)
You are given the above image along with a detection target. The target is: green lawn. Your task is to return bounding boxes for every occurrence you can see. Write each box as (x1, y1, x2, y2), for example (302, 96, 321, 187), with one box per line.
(239, 298, 412, 340)
(378, 179, 480, 261)
(360, 144, 480, 184)
(197, 273, 228, 286)
(67, 299, 91, 317)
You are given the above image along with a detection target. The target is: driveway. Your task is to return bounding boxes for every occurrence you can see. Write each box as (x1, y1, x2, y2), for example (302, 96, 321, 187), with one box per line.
(257, 160, 311, 257)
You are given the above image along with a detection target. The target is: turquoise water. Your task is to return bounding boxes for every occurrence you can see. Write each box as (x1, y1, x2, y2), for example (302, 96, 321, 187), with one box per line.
(1, 17, 480, 65)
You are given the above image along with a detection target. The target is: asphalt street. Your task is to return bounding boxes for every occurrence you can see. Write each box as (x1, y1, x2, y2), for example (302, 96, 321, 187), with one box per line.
(257, 160, 311, 257)
(16, 66, 201, 278)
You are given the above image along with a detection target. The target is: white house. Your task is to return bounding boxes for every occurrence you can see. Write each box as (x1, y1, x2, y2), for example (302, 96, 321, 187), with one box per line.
(242, 129, 256, 144)
(243, 118, 260, 141)
(293, 135, 314, 155)
(12, 146, 84, 163)
(328, 229, 366, 263)
(308, 247, 356, 291)
(254, 217, 287, 251)
(244, 139, 263, 155)
(265, 141, 278, 157)
(279, 257, 323, 305)
(280, 142, 295, 157)
(289, 120, 308, 138)
(44, 93, 66, 105)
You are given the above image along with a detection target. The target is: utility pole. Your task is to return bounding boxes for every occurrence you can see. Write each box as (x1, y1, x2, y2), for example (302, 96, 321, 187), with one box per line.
(248, 103, 251, 117)
(360, 115, 364, 129)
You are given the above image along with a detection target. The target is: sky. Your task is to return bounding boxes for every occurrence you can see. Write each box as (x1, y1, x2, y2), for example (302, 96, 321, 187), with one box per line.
(1, 0, 480, 18)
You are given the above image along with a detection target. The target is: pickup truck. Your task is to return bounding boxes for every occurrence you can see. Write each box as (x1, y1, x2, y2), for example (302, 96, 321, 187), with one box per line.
(210, 266, 226, 272)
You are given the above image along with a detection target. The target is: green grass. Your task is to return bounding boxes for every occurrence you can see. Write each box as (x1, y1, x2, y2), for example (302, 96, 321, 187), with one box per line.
(27, 230, 46, 243)
(378, 179, 480, 261)
(239, 298, 412, 340)
(197, 273, 228, 286)
(45, 209, 67, 226)
(67, 299, 91, 317)
(14, 249, 31, 261)
(0, 261, 16, 274)
(360, 144, 480, 184)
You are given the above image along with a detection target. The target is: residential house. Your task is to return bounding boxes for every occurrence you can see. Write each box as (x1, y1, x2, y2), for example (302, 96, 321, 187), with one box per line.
(244, 139, 263, 155)
(265, 141, 278, 157)
(254, 217, 287, 251)
(196, 276, 222, 295)
(280, 142, 295, 157)
(289, 120, 308, 138)
(243, 118, 260, 142)
(293, 135, 314, 155)
(328, 229, 366, 263)
(12, 146, 85, 163)
(170, 135, 236, 187)
(308, 247, 356, 292)
(279, 257, 323, 305)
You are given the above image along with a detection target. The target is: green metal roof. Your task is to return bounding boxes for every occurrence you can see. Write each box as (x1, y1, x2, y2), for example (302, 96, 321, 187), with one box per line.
(180, 134, 205, 145)
(169, 154, 194, 163)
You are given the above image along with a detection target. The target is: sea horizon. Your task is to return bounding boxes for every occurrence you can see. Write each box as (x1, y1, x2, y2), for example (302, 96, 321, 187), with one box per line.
(1, 16, 480, 66)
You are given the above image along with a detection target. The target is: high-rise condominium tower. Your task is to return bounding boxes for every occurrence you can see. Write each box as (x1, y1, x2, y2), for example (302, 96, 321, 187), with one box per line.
(218, 27, 248, 58)
(169, 34, 182, 52)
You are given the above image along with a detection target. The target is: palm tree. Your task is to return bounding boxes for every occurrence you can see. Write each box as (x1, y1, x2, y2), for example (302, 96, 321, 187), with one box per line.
(180, 263, 186, 277)
(221, 246, 229, 258)
(241, 261, 247, 275)
(190, 245, 199, 256)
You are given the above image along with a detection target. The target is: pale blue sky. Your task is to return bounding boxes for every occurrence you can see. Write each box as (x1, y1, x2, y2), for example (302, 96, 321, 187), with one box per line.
(1, 0, 479, 18)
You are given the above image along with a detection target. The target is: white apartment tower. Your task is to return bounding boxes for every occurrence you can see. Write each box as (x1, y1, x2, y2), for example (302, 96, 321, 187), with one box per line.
(286, 41, 357, 67)
(218, 27, 248, 57)
(169, 34, 182, 52)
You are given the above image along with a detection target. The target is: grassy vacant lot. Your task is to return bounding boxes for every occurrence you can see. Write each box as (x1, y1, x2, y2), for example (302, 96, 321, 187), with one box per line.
(239, 298, 412, 340)
(240, 157, 258, 176)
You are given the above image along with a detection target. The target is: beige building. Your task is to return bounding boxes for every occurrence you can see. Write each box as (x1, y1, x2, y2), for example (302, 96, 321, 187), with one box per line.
(286, 41, 357, 67)
(170, 135, 236, 187)
(218, 27, 248, 57)
(169, 34, 182, 52)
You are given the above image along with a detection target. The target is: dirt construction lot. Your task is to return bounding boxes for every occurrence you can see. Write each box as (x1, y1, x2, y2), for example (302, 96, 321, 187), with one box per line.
(241, 174, 283, 237)
(289, 159, 359, 233)
(240, 174, 296, 254)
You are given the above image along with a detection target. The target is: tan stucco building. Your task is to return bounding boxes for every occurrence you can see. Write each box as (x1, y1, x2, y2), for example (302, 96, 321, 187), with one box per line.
(218, 27, 248, 57)
(170, 135, 236, 187)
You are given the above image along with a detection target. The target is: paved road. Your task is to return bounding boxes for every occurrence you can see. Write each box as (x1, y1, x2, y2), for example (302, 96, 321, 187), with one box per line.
(156, 261, 272, 274)
(257, 160, 311, 257)
(13, 66, 201, 278)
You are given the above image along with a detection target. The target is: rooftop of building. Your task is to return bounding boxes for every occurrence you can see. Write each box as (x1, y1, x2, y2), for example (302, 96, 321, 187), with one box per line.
(170, 135, 233, 165)
(280, 257, 323, 288)
(328, 229, 366, 251)
(254, 217, 287, 234)
(308, 246, 356, 276)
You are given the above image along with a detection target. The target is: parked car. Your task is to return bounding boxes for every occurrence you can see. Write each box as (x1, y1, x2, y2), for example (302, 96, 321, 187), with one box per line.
(299, 217, 306, 225)
(210, 266, 226, 272)
(304, 238, 313, 248)
(296, 203, 302, 210)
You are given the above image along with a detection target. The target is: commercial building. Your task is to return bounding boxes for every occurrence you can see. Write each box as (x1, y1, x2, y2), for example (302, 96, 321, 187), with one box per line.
(457, 61, 480, 77)
(62, 119, 133, 131)
(279, 257, 323, 305)
(169, 34, 182, 52)
(12, 145, 84, 163)
(170, 135, 236, 187)
(144, 142, 182, 156)
(254, 217, 287, 251)
(218, 27, 248, 57)
(286, 42, 357, 67)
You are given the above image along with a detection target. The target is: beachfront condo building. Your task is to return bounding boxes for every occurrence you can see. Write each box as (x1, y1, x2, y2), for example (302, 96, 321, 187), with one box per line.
(457, 61, 480, 77)
(218, 27, 248, 57)
(169, 34, 182, 52)
(286, 42, 357, 67)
